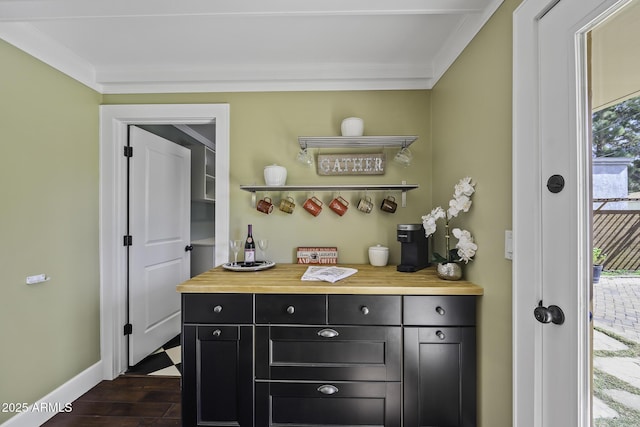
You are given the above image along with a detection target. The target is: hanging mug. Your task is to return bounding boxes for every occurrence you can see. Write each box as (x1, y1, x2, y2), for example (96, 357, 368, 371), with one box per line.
(357, 196, 373, 214)
(329, 196, 349, 216)
(303, 196, 323, 216)
(279, 196, 295, 214)
(380, 195, 397, 213)
(256, 197, 274, 214)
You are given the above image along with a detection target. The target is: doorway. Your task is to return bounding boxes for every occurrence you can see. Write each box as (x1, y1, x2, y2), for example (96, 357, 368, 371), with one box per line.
(590, 1, 640, 422)
(99, 104, 230, 380)
(513, 0, 631, 425)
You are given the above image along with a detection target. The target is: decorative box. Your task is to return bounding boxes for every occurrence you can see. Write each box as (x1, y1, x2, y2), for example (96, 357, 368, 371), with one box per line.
(296, 247, 338, 264)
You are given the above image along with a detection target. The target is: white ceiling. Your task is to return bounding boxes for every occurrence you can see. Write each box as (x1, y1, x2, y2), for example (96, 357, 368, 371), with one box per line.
(0, 0, 503, 94)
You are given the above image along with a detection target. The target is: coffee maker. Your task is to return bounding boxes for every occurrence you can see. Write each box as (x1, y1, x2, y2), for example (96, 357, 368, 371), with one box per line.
(396, 223, 430, 272)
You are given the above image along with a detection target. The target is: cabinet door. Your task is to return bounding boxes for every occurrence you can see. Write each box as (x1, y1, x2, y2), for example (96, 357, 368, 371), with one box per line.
(182, 325, 253, 427)
(404, 327, 477, 427)
(255, 381, 401, 427)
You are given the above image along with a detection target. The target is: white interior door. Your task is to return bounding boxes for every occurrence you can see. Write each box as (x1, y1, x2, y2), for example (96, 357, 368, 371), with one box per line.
(128, 125, 191, 366)
(514, 0, 623, 425)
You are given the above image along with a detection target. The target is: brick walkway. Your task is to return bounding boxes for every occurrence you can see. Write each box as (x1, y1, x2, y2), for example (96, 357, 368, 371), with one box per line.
(593, 275, 640, 343)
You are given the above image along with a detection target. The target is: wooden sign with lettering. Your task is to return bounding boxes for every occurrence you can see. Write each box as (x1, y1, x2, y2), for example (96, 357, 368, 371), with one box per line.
(316, 153, 386, 176)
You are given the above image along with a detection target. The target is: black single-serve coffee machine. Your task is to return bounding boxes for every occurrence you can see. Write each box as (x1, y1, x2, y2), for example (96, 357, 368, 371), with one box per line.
(396, 223, 430, 272)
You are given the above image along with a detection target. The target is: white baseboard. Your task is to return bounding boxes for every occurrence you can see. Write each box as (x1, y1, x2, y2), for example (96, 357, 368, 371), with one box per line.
(1, 361, 103, 427)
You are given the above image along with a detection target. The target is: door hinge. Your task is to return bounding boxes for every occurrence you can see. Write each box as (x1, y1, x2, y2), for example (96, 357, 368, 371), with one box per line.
(124, 323, 133, 335)
(123, 235, 133, 246)
(124, 146, 133, 157)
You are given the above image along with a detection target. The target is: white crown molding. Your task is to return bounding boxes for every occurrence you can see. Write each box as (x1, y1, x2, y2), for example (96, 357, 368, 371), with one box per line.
(96, 62, 435, 93)
(0, 0, 485, 21)
(0, 22, 101, 92)
(99, 78, 434, 94)
(431, 0, 504, 84)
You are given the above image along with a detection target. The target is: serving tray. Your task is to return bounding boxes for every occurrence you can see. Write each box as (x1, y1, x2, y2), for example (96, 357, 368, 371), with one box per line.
(222, 261, 276, 272)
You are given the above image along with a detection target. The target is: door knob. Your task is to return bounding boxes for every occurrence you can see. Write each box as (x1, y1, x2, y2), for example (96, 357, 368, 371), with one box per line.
(534, 300, 565, 325)
(185, 245, 194, 251)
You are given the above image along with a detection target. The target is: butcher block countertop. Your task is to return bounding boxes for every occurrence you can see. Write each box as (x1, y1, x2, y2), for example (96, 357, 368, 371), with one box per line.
(177, 263, 483, 295)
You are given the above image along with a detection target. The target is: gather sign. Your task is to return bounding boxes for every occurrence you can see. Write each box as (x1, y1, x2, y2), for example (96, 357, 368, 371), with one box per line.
(316, 153, 386, 176)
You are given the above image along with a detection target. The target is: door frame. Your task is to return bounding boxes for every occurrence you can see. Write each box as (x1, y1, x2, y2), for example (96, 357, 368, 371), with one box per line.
(99, 103, 230, 379)
(513, 0, 629, 425)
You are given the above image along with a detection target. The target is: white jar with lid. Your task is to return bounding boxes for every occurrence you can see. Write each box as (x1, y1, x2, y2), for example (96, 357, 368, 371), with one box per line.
(368, 244, 389, 266)
(264, 164, 287, 186)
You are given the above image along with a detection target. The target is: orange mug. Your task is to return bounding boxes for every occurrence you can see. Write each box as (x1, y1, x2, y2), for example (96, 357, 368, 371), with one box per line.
(329, 196, 349, 216)
(303, 196, 323, 216)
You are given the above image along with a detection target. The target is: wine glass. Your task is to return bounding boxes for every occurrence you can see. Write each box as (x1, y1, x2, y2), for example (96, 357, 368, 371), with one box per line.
(258, 239, 269, 262)
(230, 239, 243, 266)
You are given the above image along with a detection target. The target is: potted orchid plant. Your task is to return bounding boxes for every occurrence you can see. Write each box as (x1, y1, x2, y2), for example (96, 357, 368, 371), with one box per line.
(422, 177, 477, 280)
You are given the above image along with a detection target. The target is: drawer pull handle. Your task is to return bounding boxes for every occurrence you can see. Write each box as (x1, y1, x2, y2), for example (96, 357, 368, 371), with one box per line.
(213, 305, 223, 313)
(436, 330, 446, 340)
(435, 306, 446, 316)
(286, 305, 295, 315)
(317, 385, 339, 395)
(317, 328, 339, 338)
(212, 329, 222, 337)
(361, 306, 370, 315)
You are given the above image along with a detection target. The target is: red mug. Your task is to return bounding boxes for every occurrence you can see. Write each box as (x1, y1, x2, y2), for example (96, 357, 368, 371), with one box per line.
(303, 196, 323, 216)
(329, 196, 349, 216)
(256, 197, 274, 214)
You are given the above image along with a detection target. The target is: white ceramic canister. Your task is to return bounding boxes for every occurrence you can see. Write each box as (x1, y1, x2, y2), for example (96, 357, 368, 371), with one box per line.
(368, 244, 389, 267)
(263, 164, 287, 186)
(341, 117, 364, 137)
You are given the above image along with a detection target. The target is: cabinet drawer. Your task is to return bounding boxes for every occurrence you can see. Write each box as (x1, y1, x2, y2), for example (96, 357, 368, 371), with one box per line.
(403, 295, 476, 326)
(255, 294, 326, 324)
(255, 381, 401, 427)
(328, 295, 401, 325)
(182, 293, 253, 324)
(255, 325, 401, 381)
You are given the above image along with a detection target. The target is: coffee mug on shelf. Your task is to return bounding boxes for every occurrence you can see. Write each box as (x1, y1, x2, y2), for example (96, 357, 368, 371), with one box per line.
(329, 196, 349, 216)
(303, 196, 323, 216)
(279, 196, 295, 214)
(380, 195, 397, 213)
(256, 196, 274, 214)
(357, 196, 373, 214)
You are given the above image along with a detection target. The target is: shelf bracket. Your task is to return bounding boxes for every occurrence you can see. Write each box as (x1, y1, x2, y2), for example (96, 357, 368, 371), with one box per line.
(250, 191, 257, 208)
(401, 180, 407, 207)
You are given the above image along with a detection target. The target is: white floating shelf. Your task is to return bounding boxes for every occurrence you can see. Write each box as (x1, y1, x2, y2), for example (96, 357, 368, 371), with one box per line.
(298, 136, 418, 149)
(240, 183, 419, 208)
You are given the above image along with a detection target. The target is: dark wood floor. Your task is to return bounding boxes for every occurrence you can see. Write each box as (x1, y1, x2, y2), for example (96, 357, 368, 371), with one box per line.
(42, 375, 181, 426)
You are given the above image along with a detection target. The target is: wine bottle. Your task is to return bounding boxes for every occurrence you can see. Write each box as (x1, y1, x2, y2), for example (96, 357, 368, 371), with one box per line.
(244, 224, 255, 266)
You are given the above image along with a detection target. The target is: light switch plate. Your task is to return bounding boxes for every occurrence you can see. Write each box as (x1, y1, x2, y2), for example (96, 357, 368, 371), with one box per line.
(505, 230, 513, 260)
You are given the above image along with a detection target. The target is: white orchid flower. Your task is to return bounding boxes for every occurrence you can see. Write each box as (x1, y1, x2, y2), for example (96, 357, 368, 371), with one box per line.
(452, 228, 477, 263)
(421, 207, 446, 237)
(453, 177, 475, 198)
(447, 194, 472, 218)
(421, 178, 478, 263)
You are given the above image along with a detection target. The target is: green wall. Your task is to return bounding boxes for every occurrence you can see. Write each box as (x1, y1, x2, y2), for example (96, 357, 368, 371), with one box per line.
(102, 91, 432, 264)
(431, 0, 520, 425)
(0, 40, 101, 424)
